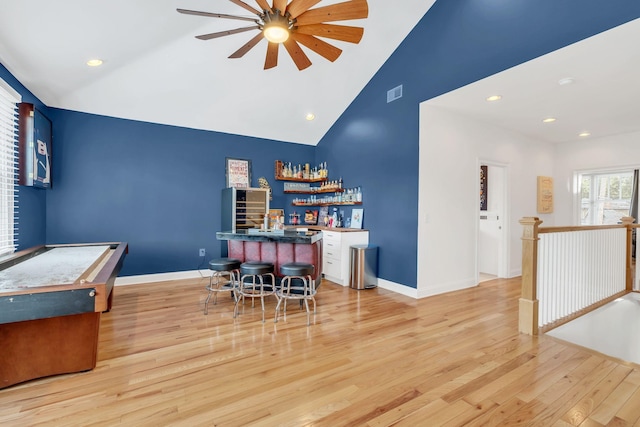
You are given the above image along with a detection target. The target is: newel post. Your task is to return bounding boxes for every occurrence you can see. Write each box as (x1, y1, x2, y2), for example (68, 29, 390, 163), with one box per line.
(621, 216, 635, 292)
(519, 217, 543, 335)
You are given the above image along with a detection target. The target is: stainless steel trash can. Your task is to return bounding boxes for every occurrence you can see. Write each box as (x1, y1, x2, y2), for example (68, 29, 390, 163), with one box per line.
(349, 244, 378, 289)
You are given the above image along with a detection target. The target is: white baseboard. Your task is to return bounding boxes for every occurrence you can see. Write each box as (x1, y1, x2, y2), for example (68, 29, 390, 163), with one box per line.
(116, 270, 426, 301)
(115, 269, 210, 286)
(417, 278, 477, 299)
(376, 278, 418, 299)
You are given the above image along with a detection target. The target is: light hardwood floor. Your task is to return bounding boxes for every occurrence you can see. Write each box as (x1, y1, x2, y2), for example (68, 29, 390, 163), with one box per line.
(2, 276, 640, 426)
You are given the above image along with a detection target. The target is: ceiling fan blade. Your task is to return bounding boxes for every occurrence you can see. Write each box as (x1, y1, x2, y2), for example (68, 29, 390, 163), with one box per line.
(282, 38, 312, 70)
(228, 0, 262, 15)
(229, 32, 265, 58)
(286, 0, 321, 19)
(295, 0, 368, 26)
(177, 9, 258, 22)
(292, 33, 341, 62)
(295, 23, 363, 43)
(272, 0, 288, 15)
(264, 42, 279, 69)
(196, 26, 260, 40)
(255, 0, 272, 12)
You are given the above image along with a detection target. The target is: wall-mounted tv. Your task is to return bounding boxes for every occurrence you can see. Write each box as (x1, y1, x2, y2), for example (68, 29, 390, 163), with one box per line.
(18, 103, 52, 189)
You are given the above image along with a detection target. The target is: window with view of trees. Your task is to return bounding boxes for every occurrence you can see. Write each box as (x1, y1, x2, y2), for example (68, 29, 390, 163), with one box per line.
(580, 171, 634, 225)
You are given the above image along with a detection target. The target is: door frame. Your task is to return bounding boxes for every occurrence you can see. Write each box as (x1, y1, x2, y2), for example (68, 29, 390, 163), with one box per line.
(475, 159, 510, 282)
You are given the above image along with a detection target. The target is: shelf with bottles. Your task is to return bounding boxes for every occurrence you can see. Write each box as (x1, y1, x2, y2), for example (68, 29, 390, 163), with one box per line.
(292, 201, 363, 207)
(275, 160, 328, 182)
(291, 187, 363, 206)
(284, 179, 345, 194)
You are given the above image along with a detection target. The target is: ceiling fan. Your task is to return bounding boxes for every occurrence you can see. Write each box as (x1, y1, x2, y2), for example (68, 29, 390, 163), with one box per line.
(177, 0, 369, 71)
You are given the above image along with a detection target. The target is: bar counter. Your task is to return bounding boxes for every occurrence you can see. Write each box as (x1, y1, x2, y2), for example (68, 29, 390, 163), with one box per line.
(216, 229, 322, 244)
(216, 229, 322, 282)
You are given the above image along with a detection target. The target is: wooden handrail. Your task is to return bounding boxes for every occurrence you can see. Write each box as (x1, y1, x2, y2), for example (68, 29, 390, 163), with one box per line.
(539, 224, 625, 233)
(540, 222, 640, 233)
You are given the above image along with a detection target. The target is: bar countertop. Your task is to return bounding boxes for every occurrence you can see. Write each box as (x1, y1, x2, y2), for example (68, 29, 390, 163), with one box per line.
(216, 229, 323, 244)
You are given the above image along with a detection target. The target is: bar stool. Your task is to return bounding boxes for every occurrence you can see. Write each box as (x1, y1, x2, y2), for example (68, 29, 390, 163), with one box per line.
(275, 262, 316, 325)
(204, 258, 241, 315)
(235, 261, 276, 323)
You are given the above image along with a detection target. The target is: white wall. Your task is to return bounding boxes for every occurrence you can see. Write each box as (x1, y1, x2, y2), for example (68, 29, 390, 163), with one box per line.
(418, 105, 555, 298)
(554, 130, 640, 225)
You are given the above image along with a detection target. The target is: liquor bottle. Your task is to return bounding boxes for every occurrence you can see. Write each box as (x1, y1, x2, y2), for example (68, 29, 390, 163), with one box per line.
(356, 187, 362, 202)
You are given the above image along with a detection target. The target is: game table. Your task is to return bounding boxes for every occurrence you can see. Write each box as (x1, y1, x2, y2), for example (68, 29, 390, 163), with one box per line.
(0, 242, 127, 389)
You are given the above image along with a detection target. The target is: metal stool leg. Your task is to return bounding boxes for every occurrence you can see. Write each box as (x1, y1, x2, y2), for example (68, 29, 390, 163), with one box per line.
(204, 268, 239, 315)
(235, 272, 274, 323)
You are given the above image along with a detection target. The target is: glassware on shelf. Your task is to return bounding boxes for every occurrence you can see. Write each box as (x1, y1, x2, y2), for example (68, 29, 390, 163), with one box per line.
(289, 212, 300, 225)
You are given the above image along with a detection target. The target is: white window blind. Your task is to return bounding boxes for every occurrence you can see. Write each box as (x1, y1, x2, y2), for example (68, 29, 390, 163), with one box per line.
(0, 79, 20, 256)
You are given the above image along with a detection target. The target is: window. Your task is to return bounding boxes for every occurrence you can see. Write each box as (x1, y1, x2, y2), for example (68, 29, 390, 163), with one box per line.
(0, 78, 20, 256)
(580, 171, 634, 225)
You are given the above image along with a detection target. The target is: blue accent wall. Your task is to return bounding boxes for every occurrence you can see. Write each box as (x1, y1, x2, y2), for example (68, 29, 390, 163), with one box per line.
(45, 109, 314, 276)
(3, 1, 640, 286)
(315, 0, 640, 288)
(0, 64, 50, 249)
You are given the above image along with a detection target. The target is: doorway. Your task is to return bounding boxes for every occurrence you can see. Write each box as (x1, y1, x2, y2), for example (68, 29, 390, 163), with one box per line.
(477, 161, 509, 282)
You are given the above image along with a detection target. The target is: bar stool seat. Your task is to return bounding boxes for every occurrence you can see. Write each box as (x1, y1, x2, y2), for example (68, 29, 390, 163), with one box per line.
(204, 258, 241, 315)
(235, 261, 276, 323)
(275, 262, 317, 325)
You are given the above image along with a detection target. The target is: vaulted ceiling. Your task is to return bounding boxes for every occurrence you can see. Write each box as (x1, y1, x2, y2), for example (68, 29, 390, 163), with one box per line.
(0, 0, 435, 146)
(1, 2, 638, 147)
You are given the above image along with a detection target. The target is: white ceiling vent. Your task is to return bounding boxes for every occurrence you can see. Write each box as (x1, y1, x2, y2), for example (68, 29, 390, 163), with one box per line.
(387, 85, 403, 103)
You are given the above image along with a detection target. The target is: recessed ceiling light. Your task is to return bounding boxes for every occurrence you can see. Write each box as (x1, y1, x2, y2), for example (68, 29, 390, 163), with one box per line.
(305, 113, 315, 121)
(579, 132, 591, 137)
(486, 95, 502, 102)
(542, 117, 557, 123)
(86, 59, 103, 67)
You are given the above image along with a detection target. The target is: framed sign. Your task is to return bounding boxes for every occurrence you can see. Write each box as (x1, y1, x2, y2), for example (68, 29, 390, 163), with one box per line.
(351, 208, 364, 229)
(537, 176, 554, 213)
(226, 157, 251, 188)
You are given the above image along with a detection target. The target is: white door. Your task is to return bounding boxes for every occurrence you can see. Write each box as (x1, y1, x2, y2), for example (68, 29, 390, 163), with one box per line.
(478, 163, 507, 279)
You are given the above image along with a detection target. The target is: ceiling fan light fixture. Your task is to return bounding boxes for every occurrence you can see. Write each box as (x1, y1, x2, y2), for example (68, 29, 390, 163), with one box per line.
(263, 23, 290, 43)
(178, 0, 369, 70)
